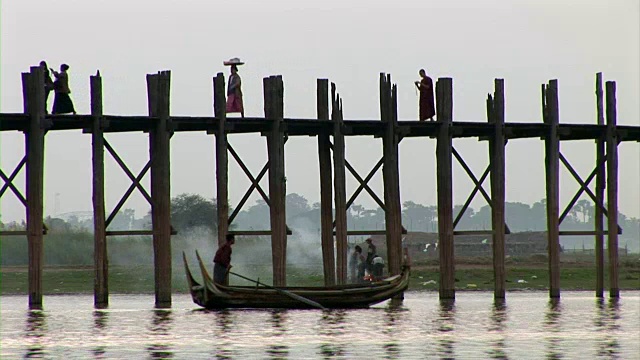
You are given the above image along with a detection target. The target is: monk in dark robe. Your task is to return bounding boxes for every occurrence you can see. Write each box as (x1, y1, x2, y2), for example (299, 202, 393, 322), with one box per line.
(415, 69, 435, 121)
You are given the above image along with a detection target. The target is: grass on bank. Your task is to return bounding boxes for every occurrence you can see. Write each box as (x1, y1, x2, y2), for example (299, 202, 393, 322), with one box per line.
(2, 255, 639, 295)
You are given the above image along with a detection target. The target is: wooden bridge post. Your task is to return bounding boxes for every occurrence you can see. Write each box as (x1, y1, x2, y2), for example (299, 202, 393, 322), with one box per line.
(24, 66, 45, 310)
(90, 72, 108, 308)
(489, 79, 506, 299)
(148, 71, 172, 308)
(380, 74, 403, 276)
(265, 76, 288, 287)
(331, 83, 348, 285)
(317, 79, 336, 285)
(213, 73, 229, 246)
(594, 73, 605, 298)
(544, 80, 561, 298)
(605, 81, 619, 298)
(436, 77, 455, 300)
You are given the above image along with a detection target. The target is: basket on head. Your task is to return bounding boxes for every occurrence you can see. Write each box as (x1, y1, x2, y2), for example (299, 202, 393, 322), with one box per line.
(223, 57, 245, 66)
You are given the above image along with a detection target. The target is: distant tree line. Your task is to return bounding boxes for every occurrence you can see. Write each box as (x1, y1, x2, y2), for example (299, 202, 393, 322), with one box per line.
(1, 193, 638, 265)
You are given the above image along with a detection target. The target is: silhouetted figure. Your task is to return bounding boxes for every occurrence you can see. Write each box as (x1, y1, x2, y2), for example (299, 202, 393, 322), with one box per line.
(415, 69, 435, 121)
(350, 245, 366, 283)
(213, 234, 235, 285)
(51, 64, 76, 114)
(40, 61, 54, 113)
(372, 255, 385, 280)
(365, 238, 377, 274)
(224, 57, 244, 118)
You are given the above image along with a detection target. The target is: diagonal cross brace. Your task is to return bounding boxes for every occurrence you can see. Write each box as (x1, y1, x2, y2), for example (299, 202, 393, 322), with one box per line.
(559, 152, 621, 233)
(328, 142, 386, 211)
(0, 156, 27, 206)
(106, 161, 151, 227)
(452, 147, 511, 233)
(227, 152, 270, 224)
(104, 140, 153, 204)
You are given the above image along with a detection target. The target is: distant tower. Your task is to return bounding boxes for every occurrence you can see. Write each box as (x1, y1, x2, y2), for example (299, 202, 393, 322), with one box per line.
(54, 192, 60, 217)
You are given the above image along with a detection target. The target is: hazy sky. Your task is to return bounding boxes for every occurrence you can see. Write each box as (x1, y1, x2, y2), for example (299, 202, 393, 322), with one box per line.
(1, 0, 639, 224)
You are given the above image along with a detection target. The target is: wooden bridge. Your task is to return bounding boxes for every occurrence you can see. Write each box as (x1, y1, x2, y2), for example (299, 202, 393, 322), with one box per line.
(1, 66, 638, 309)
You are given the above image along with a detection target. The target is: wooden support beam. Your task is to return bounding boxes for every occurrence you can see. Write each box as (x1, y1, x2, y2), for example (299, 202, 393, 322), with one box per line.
(435, 77, 455, 300)
(25, 66, 45, 309)
(489, 79, 506, 299)
(265, 76, 288, 287)
(605, 81, 619, 298)
(331, 83, 348, 285)
(544, 80, 561, 298)
(380, 73, 403, 277)
(594, 72, 605, 298)
(317, 78, 335, 286)
(148, 71, 172, 308)
(91, 72, 108, 308)
(213, 73, 229, 247)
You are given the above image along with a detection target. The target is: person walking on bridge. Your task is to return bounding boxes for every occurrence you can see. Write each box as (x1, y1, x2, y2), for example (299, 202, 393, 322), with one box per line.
(51, 63, 76, 115)
(415, 68, 435, 121)
(224, 57, 245, 118)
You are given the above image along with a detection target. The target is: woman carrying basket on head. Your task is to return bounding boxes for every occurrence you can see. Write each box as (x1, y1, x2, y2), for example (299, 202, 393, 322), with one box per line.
(224, 57, 245, 118)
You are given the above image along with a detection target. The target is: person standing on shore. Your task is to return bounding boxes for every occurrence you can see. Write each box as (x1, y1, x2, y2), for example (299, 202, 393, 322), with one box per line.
(224, 57, 245, 118)
(415, 68, 435, 121)
(51, 63, 76, 115)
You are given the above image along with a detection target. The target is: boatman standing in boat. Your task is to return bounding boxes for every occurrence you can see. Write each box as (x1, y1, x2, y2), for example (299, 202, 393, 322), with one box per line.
(213, 234, 235, 285)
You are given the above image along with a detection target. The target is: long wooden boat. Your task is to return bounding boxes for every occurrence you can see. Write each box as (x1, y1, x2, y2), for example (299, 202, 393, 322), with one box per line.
(183, 251, 410, 309)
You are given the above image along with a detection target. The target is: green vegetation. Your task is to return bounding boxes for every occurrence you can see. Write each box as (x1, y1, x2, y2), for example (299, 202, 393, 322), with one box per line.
(2, 255, 638, 295)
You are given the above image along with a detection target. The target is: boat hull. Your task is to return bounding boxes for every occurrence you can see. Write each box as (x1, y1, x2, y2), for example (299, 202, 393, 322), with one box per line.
(183, 251, 409, 310)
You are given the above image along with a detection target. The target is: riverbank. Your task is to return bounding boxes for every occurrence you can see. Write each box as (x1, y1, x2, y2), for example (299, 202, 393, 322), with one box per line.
(2, 256, 639, 295)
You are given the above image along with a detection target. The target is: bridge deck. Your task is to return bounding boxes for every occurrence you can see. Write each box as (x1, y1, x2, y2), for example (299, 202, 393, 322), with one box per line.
(1, 113, 638, 141)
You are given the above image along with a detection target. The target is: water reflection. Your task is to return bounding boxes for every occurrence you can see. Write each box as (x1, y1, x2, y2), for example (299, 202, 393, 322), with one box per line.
(382, 302, 407, 359)
(436, 299, 456, 359)
(91, 310, 109, 359)
(595, 298, 621, 358)
(266, 310, 289, 359)
(487, 300, 509, 359)
(24, 310, 47, 359)
(317, 310, 347, 359)
(543, 298, 563, 360)
(146, 309, 174, 359)
(212, 309, 236, 360)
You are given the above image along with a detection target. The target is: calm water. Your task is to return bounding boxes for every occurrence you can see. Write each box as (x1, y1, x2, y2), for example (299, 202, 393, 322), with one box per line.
(1, 291, 639, 359)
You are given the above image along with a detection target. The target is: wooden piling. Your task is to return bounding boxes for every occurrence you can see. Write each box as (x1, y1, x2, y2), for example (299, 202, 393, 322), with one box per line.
(213, 73, 229, 246)
(331, 83, 348, 285)
(605, 81, 619, 298)
(489, 79, 506, 299)
(380, 74, 403, 276)
(544, 80, 561, 298)
(91, 72, 108, 308)
(435, 77, 455, 300)
(317, 79, 335, 285)
(24, 66, 45, 310)
(265, 76, 288, 287)
(148, 71, 172, 308)
(594, 73, 605, 298)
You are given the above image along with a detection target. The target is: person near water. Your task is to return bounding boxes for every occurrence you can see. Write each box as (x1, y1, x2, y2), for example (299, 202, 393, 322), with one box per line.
(224, 57, 244, 118)
(371, 255, 385, 281)
(40, 61, 54, 113)
(414, 68, 435, 121)
(51, 63, 76, 115)
(213, 233, 235, 285)
(350, 245, 366, 283)
(365, 238, 377, 274)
